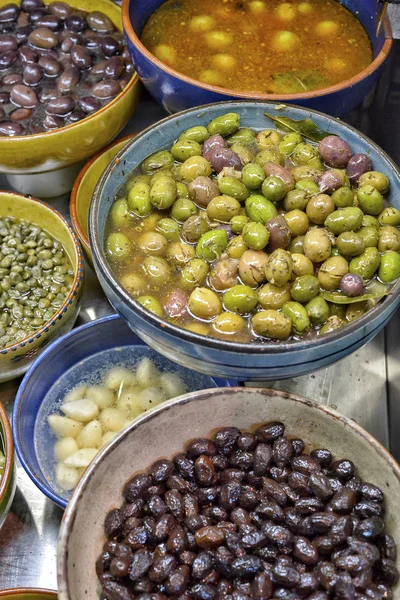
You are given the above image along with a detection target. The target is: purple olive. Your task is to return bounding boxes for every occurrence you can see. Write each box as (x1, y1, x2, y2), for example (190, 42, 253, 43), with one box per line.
(318, 169, 347, 194)
(209, 147, 243, 173)
(266, 216, 292, 251)
(340, 273, 364, 297)
(202, 134, 226, 161)
(188, 176, 219, 208)
(216, 223, 234, 241)
(319, 135, 353, 168)
(264, 161, 294, 189)
(346, 154, 373, 186)
(164, 290, 188, 319)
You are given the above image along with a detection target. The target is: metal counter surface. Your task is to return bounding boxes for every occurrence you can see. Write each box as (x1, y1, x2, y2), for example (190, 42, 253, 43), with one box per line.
(0, 46, 399, 589)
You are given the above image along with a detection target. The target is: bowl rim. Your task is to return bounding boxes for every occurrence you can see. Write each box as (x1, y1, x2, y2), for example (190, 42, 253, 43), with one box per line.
(0, 401, 13, 505)
(70, 133, 138, 255)
(0, 191, 84, 355)
(0, 589, 57, 598)
(57, 386, 400, 600)
(90, 99, 400, 355)
(122, 0, 393, 101)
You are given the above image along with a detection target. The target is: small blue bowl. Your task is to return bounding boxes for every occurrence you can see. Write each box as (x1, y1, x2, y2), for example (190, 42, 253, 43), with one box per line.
(122, 0, 392, 116)
(12, 314, 236, 508)
(89, 100, 400, 381)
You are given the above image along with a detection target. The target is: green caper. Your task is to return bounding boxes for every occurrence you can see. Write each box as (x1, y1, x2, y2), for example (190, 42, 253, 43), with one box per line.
(379, 251, 400, 283)
(331, 186, 354, 208)
(218, 176, 249, 201)
(137, 295, 164, 318)
(258, 283, 291, 309)
(171, 139, 202, 162)
(306, 296, 330, 325)
(223, 284, 258, 314)
(245, 195, 277, 224)
(207, 112, 240, 137)
(189, 287, 222, 319)
(227, 235, 248, 259)
(357, 226, 379, 248)
(378, 207, 400, 226)
(241, 163, 265, 189)
(251, 310, 292, 339)
(256, 129, 282, 149)
(196, 229, 228, 262)
(230, 142, 254, 164)
(180, 156, 212, 182)
(290, 275, 320, 303)
(306, 194, 335, 225)
(106, 232, 131, 261)
(282, 301, 310, 334)
(156, 218, 182, 241)
(324, 207, 364, 234)
(378, 225, 400, 252)
(336, 232, 365, 257)
(110, 198, 131, 227)
(182, 215, 210, 242)
(150, 175, 177, 210)
(357, 185, 384, 216)
(255, 149, 284, 167)
(278, 132, 303, 156)
(358, 171, 389, 193)
(179, 125, 209, 143)
(226, 127, 256, 145)
(207, 195, 241, 222)
(180, 258, 209, 288)
(262, 176, 287, 203)
(142, 150, 174, 174)
(166, 241, 196, 267)
(303, 229, 331, 263)
(349, 247, 381, 280)
(142, 256, 171, 284)
(171, 198, 198, 222)
(284, 210, 309, 237)
(230, 215, 250, 234)
(265, 249, 293, 287)
(242, 222, 269, 250)
(318, 256, 349, 291)
(283, 189, 308, 212)
(292, 143, 322, 169)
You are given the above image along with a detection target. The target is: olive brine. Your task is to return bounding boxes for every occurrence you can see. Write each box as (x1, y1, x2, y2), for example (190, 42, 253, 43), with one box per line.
(98, 421, 398, 599)
(105, 113, 400, 343)
(0, 216, 74, 349)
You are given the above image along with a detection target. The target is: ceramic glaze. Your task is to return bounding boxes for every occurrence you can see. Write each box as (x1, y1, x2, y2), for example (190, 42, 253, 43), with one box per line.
(0, 403, 15, 531)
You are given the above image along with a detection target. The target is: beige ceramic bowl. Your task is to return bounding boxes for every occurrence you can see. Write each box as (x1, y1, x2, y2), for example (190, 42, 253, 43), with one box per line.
(58, 387, 400, 599)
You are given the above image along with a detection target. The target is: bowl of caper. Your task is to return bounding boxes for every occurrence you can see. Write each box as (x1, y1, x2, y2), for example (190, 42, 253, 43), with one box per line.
(89, 101, 400, 381)
(0, 191, 84, 382)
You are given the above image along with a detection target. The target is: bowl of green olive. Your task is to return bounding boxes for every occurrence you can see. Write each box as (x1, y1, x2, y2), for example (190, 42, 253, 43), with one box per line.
(89, 101, 400, 381)
(0, 192, 84, 382)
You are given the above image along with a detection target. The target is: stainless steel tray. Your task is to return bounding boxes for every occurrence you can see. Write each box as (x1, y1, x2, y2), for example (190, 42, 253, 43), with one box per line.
(0, 48, 399, 588)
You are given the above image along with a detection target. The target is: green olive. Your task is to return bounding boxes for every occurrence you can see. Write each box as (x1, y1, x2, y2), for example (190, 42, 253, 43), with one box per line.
(255, 148, 284, 167)
(292, 143, 322, 169)
(120, 272, 147, 295)
(230, 215, 250, 234)
(282, 301, 310, 334)
(378, 207, 400, 226)
(303, 229, 331, 263)
(242, 222, 269, 250)
(177, 182, 191, 199)
(257, 282, 291, 309)
(209, 258, 239, 290)
(106, 232, 131, 261)
(336, 232, 365, 257)
(142, 256, 171, 285)
(171, 198, 198, 222)
(256, 129, 282, 149)
(346, 301, 368, 323)
(227, 127, 256, 145)
(212, 312, 246, 335)
(284, 210, 309, 237)
(378, 225, 400, 252)
(179, 125, 209, 143)
(126, 173, 151, 191)
(251, 310, 291, 339)
(141, 150, 174, 174)
(150, 169, 174, 184)
(230, 142, 254, 164)
(137, 295, 164, 317)
(241, 163, 265, 190)
(292, 253, 314, 276)
(239, 249, 268, 287)
(357, 226, 379, 248)
(196, 229, 228, 262)
(329, 302, 347, 319)
(358, 171, 389, 194)
(150, 175, 177, 210)
(180, 156, 212, 182)
(110, 198, 131, 227)
(278, 132, 303, 156)
(182, 215, 210, 242)
(218, 176, 249, 202)
(166, 241, 196, 267)
(156, 218, 182, 241)
(223, 284, 258, 314)
(138, 232, 168, 256)
(171, 139, 202, 162)
(319, 315, 346, 335)
(349, 247, 381, 280)
(324, 207, 364, 234)
(180, 258, 209, 288)
(306, 194, 335, 225)
(290, 274, 320, 303)
(295, 180, 319, 197)
(331, 186, 354, 208)
(357, 185, 384, 216)
(318, 256, 349, 291)
(362, 215, 380, 228)
(306, 296, 330, 325)
(265, 249, 293, 286)
(207, 195, 241, 222)
(189, 287, 222, 319)
(227, 235, 248, 259)
(289, 236, 305, 254)
(207, 112, 240, 137)
(283, 189, 308, 212)
(291, 166, 322, 183)
(245, 195, 277, 224)
(128, 181, 153, 217)
(261, 176, 287, 203)
(378, 251, 400, 283)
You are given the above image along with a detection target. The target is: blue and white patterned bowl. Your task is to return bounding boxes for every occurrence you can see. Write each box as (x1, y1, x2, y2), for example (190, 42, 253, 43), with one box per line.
(12, 314, 237, 508)
(89, 101, 400, 381)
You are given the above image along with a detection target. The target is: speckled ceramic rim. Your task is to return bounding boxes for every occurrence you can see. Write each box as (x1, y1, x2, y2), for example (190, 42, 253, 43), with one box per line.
(0, 589, 57, 598)
(0, 402, 13, 508)
(0, 192, 84, 355)
(58, 386, 400, 600)
(91, 99, 400, 355)
(122, 0, 393, 101)
(70, 134, 138, 255)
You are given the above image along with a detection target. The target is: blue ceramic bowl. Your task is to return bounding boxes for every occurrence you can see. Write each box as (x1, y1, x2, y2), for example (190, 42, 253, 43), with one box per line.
(89, 101, 400, 381)
(12, 314, 236, 508)
(122, 0, 392, 116)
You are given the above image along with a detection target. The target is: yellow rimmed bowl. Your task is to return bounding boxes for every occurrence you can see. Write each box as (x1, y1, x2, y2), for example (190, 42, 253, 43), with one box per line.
(0, 192, 84, 382)
(70, 134, 137, 264)
(0, 0, 141, 198)
(0, 402, 15, 530)
(0, 590, 57, 600)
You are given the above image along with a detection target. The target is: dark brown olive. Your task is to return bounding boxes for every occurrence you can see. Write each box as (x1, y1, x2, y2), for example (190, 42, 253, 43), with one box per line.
(149, 459, 174, 483)
(28, 26, 58, 48)
(46, 94, 74, 115)
(23, 62, 43, 85)
(102, 580, 133, 600)
(123, 473, 152, 502)
(330, 515, 354, 546)
(0, 33, 17, 52)
(0, 91, 9, 103)
(291, 455, 321, 476)
(10, 107, 32, 120)
(65, 13, 87, 32)
(10, 84, 38, 107)
(266, 215, 291, 251)
(21, 0, 45, 11)
(104, 55, 124, 79)
(36, 14, 61, 30)
(310, 448, 332, 467)
(256, 421, 285, 442)
(0, 49, 17, 68)
(0, 4, 20, 23)
(49, 2, 72, 18)
(195, 455, 216, 486)
(253, 443, 272, 476)
(86, 10, 114, 33)
(361, 483, 384, 503)
(213, 427, 240, 449)
(92, 78, 121, 99)
(102, 34, 121, 57)
(71, 43, 92, 69)
(3, 72, 22, 84)
(187, 438, 216, 457)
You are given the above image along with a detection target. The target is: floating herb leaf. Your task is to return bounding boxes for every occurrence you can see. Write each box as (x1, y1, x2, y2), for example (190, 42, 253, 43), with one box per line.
(264, 113, 334, 142)
(321, 291, 390, 304)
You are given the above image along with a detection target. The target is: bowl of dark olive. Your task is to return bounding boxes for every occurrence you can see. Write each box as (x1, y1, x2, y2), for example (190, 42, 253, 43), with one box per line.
(0, 0, 140, 197)
(58, 386, 400, 600)
(89, 101, 400, 381)
(122, 0, 392, 116)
